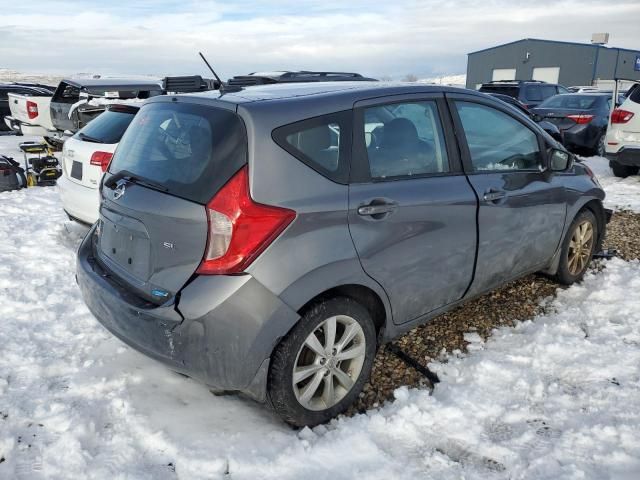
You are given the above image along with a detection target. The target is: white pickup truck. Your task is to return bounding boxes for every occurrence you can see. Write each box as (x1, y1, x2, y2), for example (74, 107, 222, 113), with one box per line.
(4, 92, 56, 136)
(4, 78, 163, 146)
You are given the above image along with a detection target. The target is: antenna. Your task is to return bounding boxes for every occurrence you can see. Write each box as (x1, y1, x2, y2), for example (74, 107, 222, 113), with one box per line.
(199, 52, 223, 88)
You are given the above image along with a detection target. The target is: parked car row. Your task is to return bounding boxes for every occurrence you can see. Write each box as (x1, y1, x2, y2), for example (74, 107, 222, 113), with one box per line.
(478, 80, 640, 165)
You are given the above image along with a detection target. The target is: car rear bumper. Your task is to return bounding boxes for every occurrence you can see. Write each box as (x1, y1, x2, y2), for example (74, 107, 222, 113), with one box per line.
(76, 226, 300, 401)
(57, 174, 100, 224)
(561, 125, 600, 151)
(605, 147, 640, 166)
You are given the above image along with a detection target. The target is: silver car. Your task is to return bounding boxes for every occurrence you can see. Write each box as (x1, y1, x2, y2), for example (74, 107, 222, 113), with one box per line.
(77, 82, 607, 426)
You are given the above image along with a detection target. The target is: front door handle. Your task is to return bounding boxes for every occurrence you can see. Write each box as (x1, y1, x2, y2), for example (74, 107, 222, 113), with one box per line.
(357, 202, 397, 217)
(483, 190, 506, 203)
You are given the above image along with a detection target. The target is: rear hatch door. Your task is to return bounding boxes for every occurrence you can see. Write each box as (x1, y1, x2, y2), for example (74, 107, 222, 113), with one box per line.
(96, 99, 247, 303)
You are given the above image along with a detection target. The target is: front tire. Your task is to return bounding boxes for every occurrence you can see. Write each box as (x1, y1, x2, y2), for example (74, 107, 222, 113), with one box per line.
(267, 297, 376, 427)
(610, 160, 639, 178)
(554, 210, 598, 285)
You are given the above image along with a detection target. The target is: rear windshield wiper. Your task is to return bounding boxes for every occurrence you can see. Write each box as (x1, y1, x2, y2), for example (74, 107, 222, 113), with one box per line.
(104, 170, 168, 193)
(78, 132, 103, 143)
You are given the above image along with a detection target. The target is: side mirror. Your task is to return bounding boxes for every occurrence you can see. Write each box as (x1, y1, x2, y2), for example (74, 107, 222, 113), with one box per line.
(548, 148, 573, 172)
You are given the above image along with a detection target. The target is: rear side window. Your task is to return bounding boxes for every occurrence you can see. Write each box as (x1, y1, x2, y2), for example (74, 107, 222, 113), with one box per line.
(541, 85, 557, 99)
(455, 101, 541, 172)
(53, 82, 80, 104)
(272, 111, 351, 183)
(73, 108, 136, 144)
(524, 85, 543, 102)
(108, 102, 247, 204)
(363, 101, 449, 179)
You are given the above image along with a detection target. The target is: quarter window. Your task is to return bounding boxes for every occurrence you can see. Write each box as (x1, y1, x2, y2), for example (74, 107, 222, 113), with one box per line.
(455, 101, 542, 172)
(273, 111, 351, 183)
(363, 101, 449, 179)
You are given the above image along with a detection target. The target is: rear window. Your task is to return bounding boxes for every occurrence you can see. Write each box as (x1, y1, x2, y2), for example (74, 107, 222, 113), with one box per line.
(524, 85, 543, 102)
(108, 102, 247, 204)
(478, 85, 520, 97)
(538, 95, 601, 109)
(73, 108, 136, 144)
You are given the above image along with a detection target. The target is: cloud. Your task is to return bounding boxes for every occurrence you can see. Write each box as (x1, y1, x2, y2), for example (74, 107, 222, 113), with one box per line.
(1, 0, 638, 79)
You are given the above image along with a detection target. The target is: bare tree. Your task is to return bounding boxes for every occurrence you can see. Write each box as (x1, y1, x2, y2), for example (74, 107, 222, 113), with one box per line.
(403, 74, 418, 82)
(379, 75, 393, 82)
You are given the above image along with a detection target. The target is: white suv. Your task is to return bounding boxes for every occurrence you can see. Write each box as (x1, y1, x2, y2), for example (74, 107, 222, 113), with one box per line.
(58, 105, 139, 224)
(606, 83, 640, 177)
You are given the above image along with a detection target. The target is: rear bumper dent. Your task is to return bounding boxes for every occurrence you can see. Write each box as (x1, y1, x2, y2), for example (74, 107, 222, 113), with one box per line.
(77, 227, 300, 401)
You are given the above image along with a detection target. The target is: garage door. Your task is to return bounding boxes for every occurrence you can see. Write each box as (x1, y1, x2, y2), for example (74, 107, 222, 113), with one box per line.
(532, 67, 560, 84)
(492, 69, 516, 81)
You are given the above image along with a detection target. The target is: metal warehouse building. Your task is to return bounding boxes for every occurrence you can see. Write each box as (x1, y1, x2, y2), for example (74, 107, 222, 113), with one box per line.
(466, 38, 640, 90)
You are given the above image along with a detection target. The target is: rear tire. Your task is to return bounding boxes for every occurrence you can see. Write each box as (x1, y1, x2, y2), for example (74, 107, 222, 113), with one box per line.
(267, 297, 376, 427)
(610, 160, 639, 178)
(554, 209, 598, 285)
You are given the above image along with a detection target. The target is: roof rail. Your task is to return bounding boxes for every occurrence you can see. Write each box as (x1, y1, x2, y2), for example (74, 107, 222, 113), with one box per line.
(485, 79, 548, 84)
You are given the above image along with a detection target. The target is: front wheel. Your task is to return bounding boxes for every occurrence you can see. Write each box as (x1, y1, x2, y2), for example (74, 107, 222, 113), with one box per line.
(267, 297, 376, 427)
(554, 210, 598, 285)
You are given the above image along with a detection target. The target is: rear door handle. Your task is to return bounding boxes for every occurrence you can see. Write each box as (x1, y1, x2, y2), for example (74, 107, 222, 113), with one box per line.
(357, 202, 397, 216)
(483, 190, 506, 202)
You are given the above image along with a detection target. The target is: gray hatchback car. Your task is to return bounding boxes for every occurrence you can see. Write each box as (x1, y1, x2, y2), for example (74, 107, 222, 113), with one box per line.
(77, 82, 607, 426)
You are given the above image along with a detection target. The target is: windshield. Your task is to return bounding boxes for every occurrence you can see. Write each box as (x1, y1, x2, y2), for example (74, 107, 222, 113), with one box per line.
(74, 109, 136, 144)
(107, 102, 247, 204)
(538, 95, 601, 109)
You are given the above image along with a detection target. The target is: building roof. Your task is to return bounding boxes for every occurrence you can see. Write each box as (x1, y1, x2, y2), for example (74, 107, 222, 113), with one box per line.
(468, 38, 640, 56)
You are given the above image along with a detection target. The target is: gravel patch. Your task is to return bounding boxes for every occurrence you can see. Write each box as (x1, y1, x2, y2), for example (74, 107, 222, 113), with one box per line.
(350, 210, 640, 413)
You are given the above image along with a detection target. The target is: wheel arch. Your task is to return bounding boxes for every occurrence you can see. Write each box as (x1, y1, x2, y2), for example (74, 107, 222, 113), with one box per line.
(296, 284, 388, 338)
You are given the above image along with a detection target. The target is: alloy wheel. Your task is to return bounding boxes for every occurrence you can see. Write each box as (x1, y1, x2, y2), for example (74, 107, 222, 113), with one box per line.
(567, 220, 594, 275)
(292, 315, 366, 411)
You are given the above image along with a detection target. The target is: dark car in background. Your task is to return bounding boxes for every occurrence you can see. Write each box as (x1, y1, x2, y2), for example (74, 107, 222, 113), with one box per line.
(0, 83, 55, 131)
(77, 81, 606, 427)
(479, 80, 569, 108)
(531, 93, 611, 156)
(487, 92, 562, 142)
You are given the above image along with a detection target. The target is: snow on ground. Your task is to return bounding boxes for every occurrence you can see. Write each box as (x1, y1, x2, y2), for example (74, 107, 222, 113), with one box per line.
(583, 156, 640, 213)
(417, 74, 467, 86)
(1, 134, 640, 479)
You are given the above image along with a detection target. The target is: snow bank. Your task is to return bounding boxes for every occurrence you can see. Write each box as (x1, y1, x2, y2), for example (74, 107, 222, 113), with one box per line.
(583, 156, 640, 213)
(0, 137, 639, 478)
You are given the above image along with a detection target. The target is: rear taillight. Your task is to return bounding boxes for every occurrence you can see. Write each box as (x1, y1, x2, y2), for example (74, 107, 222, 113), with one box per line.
(197, 166, 296, 275)
(566, 114, 594, 125)
(26, 100, 38, 120)
(0, 164, 10, 176)
(89, 151, 113, 172)
(611, 109, 634, 124)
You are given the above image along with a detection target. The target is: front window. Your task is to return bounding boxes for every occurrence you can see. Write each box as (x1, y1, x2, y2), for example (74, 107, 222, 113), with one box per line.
(455, 101, 542, 172)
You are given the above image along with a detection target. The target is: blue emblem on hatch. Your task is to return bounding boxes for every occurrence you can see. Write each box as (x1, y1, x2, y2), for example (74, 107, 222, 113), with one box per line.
(151, 289, 170, 298)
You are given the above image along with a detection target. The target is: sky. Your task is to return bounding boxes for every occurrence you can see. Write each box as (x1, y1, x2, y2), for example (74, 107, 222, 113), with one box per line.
(1, 0, 639, 80)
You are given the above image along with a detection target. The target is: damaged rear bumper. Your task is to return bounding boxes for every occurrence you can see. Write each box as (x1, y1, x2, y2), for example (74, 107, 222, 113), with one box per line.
(76, 225, 300, 401)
